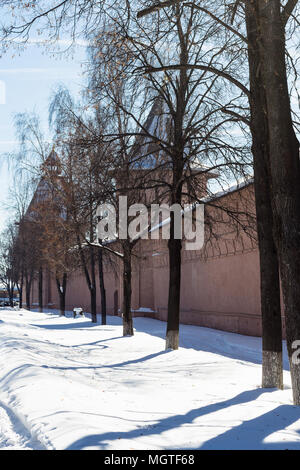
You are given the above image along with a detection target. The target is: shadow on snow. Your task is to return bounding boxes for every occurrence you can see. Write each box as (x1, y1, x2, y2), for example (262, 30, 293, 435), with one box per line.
(65, 388, 300, 450)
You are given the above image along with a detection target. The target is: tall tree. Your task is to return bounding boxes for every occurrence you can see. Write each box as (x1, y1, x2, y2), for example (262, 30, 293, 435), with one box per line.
(0, 224, 19, 306)
(111, 2, 252, 349)
(245, 1, 283, 389)
(255, 0, 300, 403)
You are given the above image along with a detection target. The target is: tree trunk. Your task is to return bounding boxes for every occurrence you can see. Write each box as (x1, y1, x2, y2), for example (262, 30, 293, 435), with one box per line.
(17, 272, 23, 309)
(38, 266, 43, 313)
(90, 244, 97, 323)
(77, 235, 97, 323)
(58, 289, 66, 317)
(8, 284, 14, 307)
(25, 275, 32, 311)
(165, 28, 186, 349)
(245, 1, 283, 389)
(122, 242, 133, 336)
(98, 247, 107, 325)
(166, 213, 182, 350)
(17, 285, 22, 308)
(90, 285, 97, 323)
(258, 0, 300, 403)
(56, 273, 67, 316)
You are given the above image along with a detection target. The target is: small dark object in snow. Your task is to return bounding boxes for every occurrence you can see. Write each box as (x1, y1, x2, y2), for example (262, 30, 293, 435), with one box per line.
(73, 307, 84, 318)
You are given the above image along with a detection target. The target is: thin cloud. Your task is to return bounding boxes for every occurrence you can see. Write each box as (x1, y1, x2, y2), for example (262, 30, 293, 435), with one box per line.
(0, 141, 19, 145)
(3, 37, 89, 47)
(0, 67, 82, 74)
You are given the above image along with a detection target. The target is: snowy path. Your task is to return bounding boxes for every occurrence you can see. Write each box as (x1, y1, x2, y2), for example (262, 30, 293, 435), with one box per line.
(0, 308, 300, 450)
(0, 401, 44, 449)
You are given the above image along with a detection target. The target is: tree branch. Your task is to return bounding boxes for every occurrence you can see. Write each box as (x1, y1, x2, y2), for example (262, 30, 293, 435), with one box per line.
(138, 64, 250, 96)
(137, 1, 247, 43)
(137, 0, 181, 18)
(281, 0, 299, 26)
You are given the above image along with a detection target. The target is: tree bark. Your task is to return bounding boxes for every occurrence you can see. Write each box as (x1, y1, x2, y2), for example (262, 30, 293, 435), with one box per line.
(98, 247, 107, 325)
(245, 1, 283, 389)
(89, 285, 97, 323)
(122, 241, 133, 336)
(8, 284, 14, 307)
(76, 233, 97, 323)
(17, 284, 23, 308)
(257, 0, 300, 403)
(17, 271, 24, 309)
(25, 272, 32, 311)
(89, 244, 97, 323)
(56, 273, 67, 316)
(38, 266, 43, 313)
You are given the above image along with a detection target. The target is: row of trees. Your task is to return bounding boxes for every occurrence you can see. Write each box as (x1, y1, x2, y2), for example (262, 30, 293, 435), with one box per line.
(0, 0, 299, 403)
(0, 142, 112, 321)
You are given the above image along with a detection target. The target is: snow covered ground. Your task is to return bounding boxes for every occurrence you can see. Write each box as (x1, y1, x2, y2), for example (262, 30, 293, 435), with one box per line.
(0, 307, 300, 450)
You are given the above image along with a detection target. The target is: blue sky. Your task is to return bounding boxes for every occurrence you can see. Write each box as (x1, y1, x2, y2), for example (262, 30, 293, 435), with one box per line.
(0, 41, 87, 231)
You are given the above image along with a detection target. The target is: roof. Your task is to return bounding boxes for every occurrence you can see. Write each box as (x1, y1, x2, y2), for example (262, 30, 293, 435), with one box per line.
(130, 95, 220, 179)
(130, 96, 171, 169)
(202, 177, 254, 204)
(41, 148, 62, 175)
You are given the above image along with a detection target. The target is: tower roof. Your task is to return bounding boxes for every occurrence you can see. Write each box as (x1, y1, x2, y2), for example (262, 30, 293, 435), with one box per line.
(131, 96, 171, 169)
(41, 147, 62, 175)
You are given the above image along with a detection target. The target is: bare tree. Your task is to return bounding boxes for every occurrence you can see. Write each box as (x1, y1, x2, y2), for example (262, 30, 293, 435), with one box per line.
(0, 224, 19, 306)
(29, 150, 78, 316)
(86, 41, 151, 336)
(254, 0, 300, 404)
(91, 4, 252, 349)
(49, 87, 115, 323)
